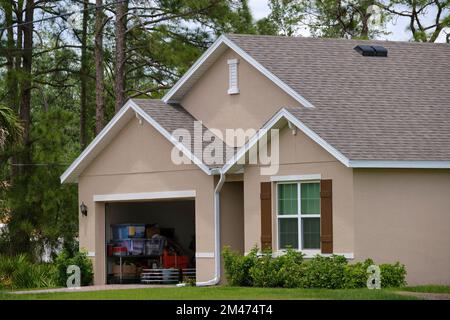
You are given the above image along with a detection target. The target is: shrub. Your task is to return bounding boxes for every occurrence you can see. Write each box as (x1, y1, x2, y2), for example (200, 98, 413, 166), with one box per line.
(380, 262, 407, 287)
(301, 255, 348, 289)
(278, 249, 305, 288)
(249, 250, 285, 287)
(343, 259, 374, 289)
(222, 246, 258, 286)
(222, 247, 407, 289)
(0, 254, 56, 290)
(54, 249, 93, 287)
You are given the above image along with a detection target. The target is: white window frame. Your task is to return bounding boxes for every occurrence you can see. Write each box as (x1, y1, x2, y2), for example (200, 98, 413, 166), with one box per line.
(276, 180, 321, 253)
(227, 58, 239, 95)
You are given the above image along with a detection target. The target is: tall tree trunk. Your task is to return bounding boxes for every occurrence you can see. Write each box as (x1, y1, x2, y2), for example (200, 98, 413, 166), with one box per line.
(80, 0, 89, 148)
(10, 0, 23, 181)
(19, 0, 34, 157)
(114, 0, 127, 113)
(10, 0, 34, 256)
(3, 0, 18, 110)
(95, 0, 105, 134)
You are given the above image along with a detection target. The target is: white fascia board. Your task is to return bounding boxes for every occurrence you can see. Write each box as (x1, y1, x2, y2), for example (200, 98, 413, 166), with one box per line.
(221, 108, 350, 174)
(93, 190, 196, 202)
(219, 108, 450, 172)
(221, 36, 314, 109)
(162, 35, 228, 103)
(60, 100, 212, 184)
(60, 101, 135, 183)
(349, 160, 450, 169)
(162, 35, 314, 109)
(281, 110, 351, 166)
(128, 100, 212, 176)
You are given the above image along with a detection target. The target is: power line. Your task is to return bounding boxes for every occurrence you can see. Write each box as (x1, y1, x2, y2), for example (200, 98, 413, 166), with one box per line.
(0, 0, 128, 32)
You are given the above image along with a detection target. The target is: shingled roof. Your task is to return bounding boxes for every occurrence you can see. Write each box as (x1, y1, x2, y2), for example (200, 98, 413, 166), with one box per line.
(132, 99, 236, 168)
(225, 34, 450, 162)
(62, 35, 450, 183)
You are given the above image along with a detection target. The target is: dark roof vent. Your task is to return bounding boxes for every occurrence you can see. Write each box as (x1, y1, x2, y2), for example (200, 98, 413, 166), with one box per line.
(354, 45, 388, 57)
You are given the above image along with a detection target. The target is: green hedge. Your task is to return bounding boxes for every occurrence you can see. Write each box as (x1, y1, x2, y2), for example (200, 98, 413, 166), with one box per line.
(223, 247, 407, 289)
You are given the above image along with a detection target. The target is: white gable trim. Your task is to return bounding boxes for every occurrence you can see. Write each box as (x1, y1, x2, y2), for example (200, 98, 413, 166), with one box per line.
(162, 35, 315, 109)
(220, 108, 450, 173)
(60, 100, 212, 183)
(128, 100, 212, 175)
(221, 108, 350, 173)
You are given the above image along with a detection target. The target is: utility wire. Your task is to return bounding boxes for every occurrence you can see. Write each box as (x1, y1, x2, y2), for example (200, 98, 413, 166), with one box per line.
(0, 0, 128, 32)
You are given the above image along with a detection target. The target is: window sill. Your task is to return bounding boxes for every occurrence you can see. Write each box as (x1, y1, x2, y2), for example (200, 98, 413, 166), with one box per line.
(246, 250, 354, 260)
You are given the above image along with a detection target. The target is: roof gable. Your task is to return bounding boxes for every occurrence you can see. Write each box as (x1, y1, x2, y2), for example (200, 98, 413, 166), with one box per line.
(162, 35, 314, 108)
(60, 100, 213, 183)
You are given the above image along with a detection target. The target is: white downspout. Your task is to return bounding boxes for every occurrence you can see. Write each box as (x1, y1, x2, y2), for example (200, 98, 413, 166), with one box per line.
(196, 170, 225, 286)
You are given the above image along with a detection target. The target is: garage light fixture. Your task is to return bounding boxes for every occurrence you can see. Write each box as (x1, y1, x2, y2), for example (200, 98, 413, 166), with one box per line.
(80, 202, 88, 217)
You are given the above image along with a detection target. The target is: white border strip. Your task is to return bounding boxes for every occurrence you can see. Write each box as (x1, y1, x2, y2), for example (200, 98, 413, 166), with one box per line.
(128, 100, 212, 175)
(61, 100, 213, 183)
(93, 190, 196, 202)
(349, 160, 450, 169)
(60, 101, 133, 183)
(162, 35, 315, 109)
(222, 108, 351, 173)
(195, 252, 215, 258)
(270, 174, 321, 182)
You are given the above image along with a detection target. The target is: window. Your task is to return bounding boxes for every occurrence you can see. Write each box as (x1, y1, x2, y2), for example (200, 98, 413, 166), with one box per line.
(277, 182, 321, 250)
(227, 58, 239, 94)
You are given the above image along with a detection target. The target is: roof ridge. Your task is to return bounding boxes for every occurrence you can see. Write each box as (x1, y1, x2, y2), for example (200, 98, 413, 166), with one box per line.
(225, 33, 450, 46)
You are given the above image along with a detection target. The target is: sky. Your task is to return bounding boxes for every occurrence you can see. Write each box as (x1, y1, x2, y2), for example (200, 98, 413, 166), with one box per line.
(247, 0, 448, 42)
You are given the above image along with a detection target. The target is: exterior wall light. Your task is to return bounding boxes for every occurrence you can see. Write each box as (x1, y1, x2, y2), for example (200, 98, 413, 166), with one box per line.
(80, 202, 88, 217)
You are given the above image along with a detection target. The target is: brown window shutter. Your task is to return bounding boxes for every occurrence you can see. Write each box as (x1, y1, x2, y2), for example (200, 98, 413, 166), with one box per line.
(320, 180, 333, 253)
(260, 182, 272, 251)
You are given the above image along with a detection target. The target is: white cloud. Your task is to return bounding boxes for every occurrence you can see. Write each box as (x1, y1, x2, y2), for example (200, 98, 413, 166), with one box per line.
(248, 0, 270, 20)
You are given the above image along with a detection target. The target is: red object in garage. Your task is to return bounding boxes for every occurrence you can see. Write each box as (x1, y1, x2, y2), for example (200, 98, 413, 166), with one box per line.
(163, 251, 188, 269)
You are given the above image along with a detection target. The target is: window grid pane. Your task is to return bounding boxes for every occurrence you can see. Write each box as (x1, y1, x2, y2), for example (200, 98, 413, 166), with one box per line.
(279, 218, 298, 249)
(278, 183, 298, 215)
(302, 217, 320, 249)
(301, 183, 320, 215)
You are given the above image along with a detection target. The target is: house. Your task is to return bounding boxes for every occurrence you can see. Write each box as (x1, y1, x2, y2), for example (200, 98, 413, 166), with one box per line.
(61, 34, 450, 286)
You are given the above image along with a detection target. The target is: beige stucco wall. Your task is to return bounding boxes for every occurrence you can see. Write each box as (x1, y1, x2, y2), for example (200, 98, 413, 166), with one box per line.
(219, 180, 245, 283)
(78, 117, 216, 284)
(243, 123, 355, 254)
(353, 169, 450, 285)
(181, 48, 301, 145)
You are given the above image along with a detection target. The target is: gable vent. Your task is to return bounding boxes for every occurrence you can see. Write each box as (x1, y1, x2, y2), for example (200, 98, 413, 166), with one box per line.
(227, 58, 239, 95)
(354, 45, 388, 57)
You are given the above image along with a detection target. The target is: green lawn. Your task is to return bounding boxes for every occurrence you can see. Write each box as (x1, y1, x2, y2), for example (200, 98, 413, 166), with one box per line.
(0, 286, 417, 300)
(400, 285, 450, 294)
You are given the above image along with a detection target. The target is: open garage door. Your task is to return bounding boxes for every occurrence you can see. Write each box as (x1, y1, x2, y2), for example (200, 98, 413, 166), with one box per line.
(105, 200, 195, 284)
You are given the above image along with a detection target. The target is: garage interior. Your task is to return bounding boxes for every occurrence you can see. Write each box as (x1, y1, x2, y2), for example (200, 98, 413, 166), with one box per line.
(105, 200, 196, 284)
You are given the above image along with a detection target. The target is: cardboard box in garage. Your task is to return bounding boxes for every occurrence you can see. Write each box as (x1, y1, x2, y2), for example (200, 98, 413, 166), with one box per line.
(112, 263, 136, 277)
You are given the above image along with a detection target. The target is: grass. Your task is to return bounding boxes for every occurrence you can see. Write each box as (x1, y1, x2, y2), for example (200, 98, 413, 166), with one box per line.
(400, 285, 450, 294)
(0, 286, 418, 300)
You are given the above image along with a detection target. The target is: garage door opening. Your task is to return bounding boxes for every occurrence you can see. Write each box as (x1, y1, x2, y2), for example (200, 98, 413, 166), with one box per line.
(105, 200, 195, 285)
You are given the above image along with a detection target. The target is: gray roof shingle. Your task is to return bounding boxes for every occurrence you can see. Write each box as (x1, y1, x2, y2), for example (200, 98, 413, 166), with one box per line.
(226, 34, 450, 161)
(132, 99, 236, 168)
